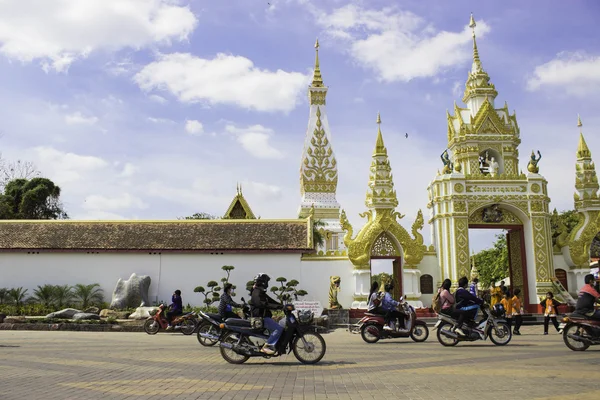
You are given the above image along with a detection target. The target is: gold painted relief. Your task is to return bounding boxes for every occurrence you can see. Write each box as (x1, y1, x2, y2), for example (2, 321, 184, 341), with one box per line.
(454, 218, 470, 278)
(508, 231, 524, 296)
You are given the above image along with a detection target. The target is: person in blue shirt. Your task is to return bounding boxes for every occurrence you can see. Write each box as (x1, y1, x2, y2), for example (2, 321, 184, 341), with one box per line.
(381, 283, 405, 331)
(166, 289, 183, 330)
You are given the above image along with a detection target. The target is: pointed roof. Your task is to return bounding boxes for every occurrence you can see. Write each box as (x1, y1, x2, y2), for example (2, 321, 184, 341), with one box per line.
(365, 113, 398, 209)
(577, 115, 591, 160)
(223, 184, 256, 219)
(311, 39, 324, 87)
(462, 13, 498, 103)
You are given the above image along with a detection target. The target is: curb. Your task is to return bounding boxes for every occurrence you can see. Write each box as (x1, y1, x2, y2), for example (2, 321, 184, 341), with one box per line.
(0, 322, 145, 332)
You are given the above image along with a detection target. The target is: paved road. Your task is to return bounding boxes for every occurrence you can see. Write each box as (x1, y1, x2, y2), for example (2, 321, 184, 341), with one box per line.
(0, 326, 598, 400)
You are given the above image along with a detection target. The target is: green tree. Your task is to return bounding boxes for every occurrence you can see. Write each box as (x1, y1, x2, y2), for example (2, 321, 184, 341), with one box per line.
(0, 177, 68, 219)
(0, 288, 9, 304)
(312, 219, 326, 249)
(180, 212, 218, 220)
(32, 284, 56, 307)
(472, 234, 510, 287)
(8, 287, 28, 308)
(73, 283, 104, 309)
(53, 284, 74, 308)
(194, 281, 221, 309)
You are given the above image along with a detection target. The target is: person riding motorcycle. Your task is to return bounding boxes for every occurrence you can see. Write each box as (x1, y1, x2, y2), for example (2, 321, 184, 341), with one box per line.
(219, 283, 242, 320)
(367, 281, 384, 314)
(454, 277, 484, 336)
(381, 282, 405, 331)
(575, 274, 600, 320)
(249, 273, 284, 355)
(166, 289, 183, 330)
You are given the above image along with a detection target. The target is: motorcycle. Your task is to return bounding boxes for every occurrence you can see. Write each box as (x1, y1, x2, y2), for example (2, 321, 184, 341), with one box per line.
(560, 313, 600, 351)
(218, 302, 326, 364)
(143, 304, 197, 335)
(196, 298, 251, 347)
(434, 303, 511, 346)
(352, 297, 429, 343)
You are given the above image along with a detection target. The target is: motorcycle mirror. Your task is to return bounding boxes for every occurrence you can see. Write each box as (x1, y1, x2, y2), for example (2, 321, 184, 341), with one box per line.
(399, 296, 404, 302)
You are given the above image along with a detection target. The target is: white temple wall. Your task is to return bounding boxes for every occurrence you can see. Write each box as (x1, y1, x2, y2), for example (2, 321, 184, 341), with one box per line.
(414, 254, 440, 308)
(0, 252, 356, 309)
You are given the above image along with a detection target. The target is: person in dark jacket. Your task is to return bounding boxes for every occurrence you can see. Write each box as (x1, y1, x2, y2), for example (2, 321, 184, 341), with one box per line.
(166, 289, 183, 329)
(454, 276, 484, 336)
(575, 274, 600, 320)
(219, 283, 242, 320)
(249, 273, 283, 355)
(540, 292, 562, 335)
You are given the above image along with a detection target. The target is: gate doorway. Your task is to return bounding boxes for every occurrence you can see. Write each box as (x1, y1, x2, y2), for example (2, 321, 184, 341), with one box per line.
(370, 257, 402, 299)
(469, 224, 530, 308)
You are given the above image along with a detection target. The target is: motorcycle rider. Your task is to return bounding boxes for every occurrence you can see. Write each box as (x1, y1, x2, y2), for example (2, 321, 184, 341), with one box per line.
(249, 273, 284, 355)
(381, 282, 405, 331)
(454, 277, 484, 336)
(575, 274, 600, 320)
(219, 283, 242, 320)
(166, 289, 183, 330)
(367, 281, 384, 314)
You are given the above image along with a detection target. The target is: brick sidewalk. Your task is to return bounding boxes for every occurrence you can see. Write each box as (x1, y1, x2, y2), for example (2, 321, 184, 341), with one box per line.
(0, 326, 598, 399)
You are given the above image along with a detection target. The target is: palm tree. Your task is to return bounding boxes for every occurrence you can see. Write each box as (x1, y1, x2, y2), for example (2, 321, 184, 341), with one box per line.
(8, 287, 28, 308)
(312, 219, 326, 249)
(73, 283, 104, 309)
(0, 288, 9, 304)
(32, 284, 56, 307)
(53, 285, 74, 308)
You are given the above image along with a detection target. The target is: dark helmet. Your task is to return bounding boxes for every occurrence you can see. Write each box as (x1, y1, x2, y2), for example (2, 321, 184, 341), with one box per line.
(384, 282, 394, 292)
(174, 290, 181, 296)
(254, 273, 271, 289)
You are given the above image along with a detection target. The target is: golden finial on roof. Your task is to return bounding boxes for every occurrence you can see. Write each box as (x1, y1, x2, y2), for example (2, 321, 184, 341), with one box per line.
(577, 115, 591, 160)
(578, 114, 583, 129)
(311, 38, 324, 87)
(469, 13, 482, 72)
(374, 112, 387, 156)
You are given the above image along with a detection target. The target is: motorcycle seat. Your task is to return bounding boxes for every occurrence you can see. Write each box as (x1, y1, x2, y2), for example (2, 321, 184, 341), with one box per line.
(205, 313, 222, 322)
(225, 318, 251, 327)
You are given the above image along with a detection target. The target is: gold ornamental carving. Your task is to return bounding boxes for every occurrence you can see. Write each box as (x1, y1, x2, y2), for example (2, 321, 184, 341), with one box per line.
(531, 183, 541, 193)
(309, 90, 326, 105)
(567, 210, 600, 268)
(300, 107, 338, 194)
(339, 208, 426, 270)
(454, 218, 470, 278)
(532, 216, 552, 281)
(508, 232, 524, 296)
(468, 206, 522, 225)
(371, 233, 400, 257)
(454, 183, 464, 193)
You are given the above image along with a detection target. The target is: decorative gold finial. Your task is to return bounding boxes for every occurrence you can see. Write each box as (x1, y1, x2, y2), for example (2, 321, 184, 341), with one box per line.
(578, 114, 583, 129)
(376, 112, 382, 125)
(469, 13, 482, 71)
(311, 38, 324, 87)
(374, 112, 386, 156)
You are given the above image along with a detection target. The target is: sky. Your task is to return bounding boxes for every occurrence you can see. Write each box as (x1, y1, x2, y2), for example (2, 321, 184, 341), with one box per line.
(0, 0, 599, 253)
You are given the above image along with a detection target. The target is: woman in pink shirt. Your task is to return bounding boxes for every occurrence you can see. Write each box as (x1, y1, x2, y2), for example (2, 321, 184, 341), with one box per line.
(439, 279, 455, 314)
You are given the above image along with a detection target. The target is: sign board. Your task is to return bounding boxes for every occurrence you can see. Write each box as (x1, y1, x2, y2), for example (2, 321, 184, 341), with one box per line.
(293, 301, 323, 318)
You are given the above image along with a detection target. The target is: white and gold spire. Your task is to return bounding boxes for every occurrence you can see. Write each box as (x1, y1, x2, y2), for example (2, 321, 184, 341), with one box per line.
(574, 115, 600, 208)
(462, 13, 498, 112)
(365, 113, 398, 210)
(299, 39, 341, 221)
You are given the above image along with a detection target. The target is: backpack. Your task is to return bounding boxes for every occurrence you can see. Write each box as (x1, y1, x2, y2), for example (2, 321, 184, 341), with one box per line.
(432, 290, 442, 313)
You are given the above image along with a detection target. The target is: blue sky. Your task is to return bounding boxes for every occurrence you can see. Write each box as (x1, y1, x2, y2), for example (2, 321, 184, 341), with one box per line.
(0, 0, 599, 252)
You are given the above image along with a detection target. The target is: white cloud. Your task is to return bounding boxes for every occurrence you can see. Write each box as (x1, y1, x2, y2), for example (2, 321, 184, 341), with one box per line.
(225, 124, 284, 159)
(242, 180, 282, 200)
(149, 94, 168, 104)
(526, 51, 600, 96)
(185, 119, 204, 135)
(120, 163, 138, 177)
(64, 111, 98, 125)
(83, 193, 148, 211)
(0, 0, 198, 72)
(134, 53, 310, 112)
(148, 117, 175, 124)
(314, 4, 490, 82)
(452, 81, 462, 97)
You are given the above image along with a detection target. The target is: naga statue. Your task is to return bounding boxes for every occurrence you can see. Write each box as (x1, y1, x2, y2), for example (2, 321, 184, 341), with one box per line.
(440, 149, 453, 174)
(527, 150, 542, 173)
(552, 209, 569, 251)
(329, 276, 342, 309)
(404, 210, 426, 266)
(339, 209, 354, 248)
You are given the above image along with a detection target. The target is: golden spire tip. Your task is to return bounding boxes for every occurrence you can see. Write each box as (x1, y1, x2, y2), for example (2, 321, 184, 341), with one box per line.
(376, 112, 381, 125)
(577, 114, 583, 128)
(315, 38, 319, 49)
(469, 13, 476, 30)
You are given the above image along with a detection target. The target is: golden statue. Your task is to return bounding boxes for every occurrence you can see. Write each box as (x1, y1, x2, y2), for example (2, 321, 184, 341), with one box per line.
(328, 276, 342, 309)
(527, 150, 542, 173)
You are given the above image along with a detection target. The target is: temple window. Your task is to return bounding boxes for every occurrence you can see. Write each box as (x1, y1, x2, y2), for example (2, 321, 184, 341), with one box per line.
(420, 274, 434, 294)
(326, 233, 339, 251)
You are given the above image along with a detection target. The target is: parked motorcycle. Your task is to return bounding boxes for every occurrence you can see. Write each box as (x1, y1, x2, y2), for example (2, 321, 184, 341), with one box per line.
(218, 303, 326, 364)
(196, 298, 251, 347)
(353, 297, 429, 343)
(143, 304, 197, 335)
(434, 303, 511, 346)
(560, 314, 600, 351)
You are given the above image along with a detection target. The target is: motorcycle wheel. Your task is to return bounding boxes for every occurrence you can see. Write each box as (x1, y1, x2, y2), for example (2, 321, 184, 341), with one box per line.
(143, 319, 160, 335)
(197, 323, 219, 347)
(563, 323, 590, 351)
(292, 332, 326, 364)
(436, 322, 459, 347)
(180, 319, 196, 335)
(488, 322, 511, 346)
(410, 324, 429, 343)
(360, 324, 381, 344)
(220, 332, 250, 364)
